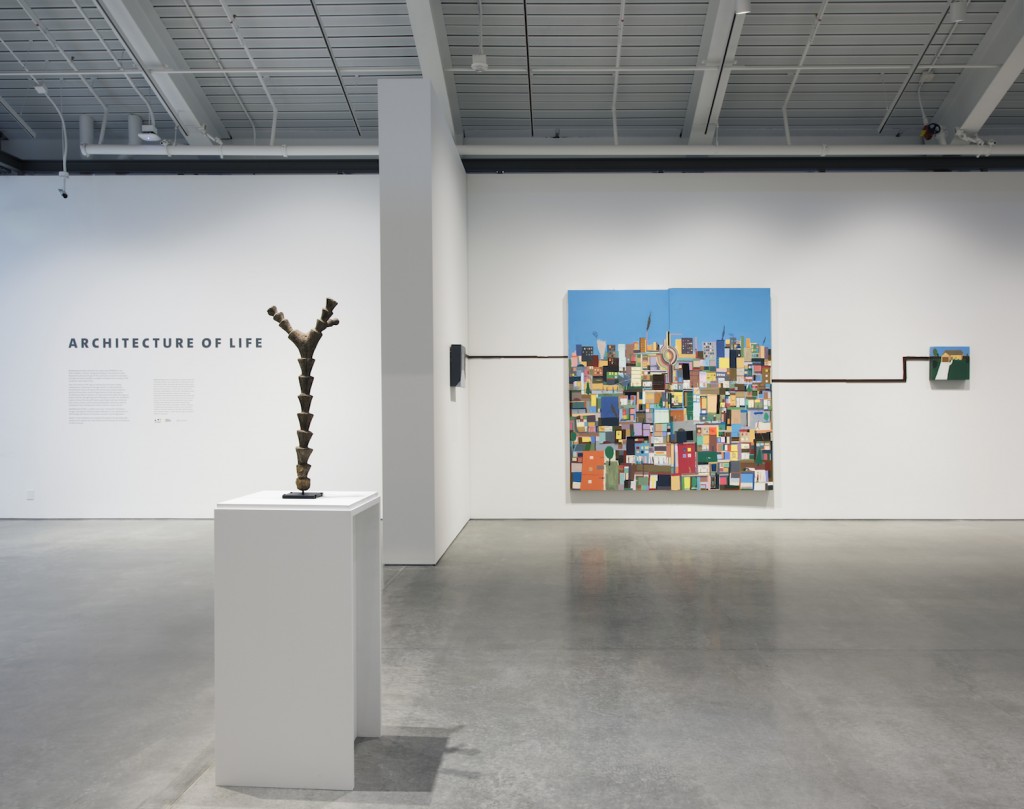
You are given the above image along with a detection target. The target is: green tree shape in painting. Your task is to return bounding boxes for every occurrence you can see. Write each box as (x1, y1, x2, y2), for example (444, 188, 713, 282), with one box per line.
(604, 444, 619, 491)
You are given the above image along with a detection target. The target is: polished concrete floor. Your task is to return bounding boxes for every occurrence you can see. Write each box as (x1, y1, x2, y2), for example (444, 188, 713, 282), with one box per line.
(1, 519, 1023, 809)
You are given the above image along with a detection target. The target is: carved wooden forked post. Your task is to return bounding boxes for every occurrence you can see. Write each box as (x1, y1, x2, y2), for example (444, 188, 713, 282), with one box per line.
(267, 298, 339, 498)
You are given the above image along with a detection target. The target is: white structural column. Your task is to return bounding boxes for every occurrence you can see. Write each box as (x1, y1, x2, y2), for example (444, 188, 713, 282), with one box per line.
(97, 0, 228, 144)
(407, 0, 462, 140)
(935, 0, 1024, 138)
(683, 0, 747, 144)
(379, 78, 469, 565)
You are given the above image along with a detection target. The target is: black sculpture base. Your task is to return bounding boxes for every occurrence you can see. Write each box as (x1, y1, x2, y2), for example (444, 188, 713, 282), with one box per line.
(282, 491, 323, 499)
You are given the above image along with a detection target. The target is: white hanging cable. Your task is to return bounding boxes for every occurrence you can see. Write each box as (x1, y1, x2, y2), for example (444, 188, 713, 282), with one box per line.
(611, 0, 627, 146)
(15, 0, 108, 143)
(782, 0, 829, 145)
(915, 0, 966, 129)
(182, 0, 255, 143)
(68, 0, 154, 132)
(218, 0, 278, 145)
(478, 0, 484, 53)
(0, 36, 45, 137)
(32, 82, 68, 195)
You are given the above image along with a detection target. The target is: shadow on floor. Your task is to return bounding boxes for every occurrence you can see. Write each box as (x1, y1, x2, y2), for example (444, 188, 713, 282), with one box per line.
(219, 728, 457, 802)
(354, 732, 451, 792)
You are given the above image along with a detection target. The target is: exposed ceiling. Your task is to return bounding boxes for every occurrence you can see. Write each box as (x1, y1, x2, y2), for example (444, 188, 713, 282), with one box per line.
(1, 0, 1024, 170)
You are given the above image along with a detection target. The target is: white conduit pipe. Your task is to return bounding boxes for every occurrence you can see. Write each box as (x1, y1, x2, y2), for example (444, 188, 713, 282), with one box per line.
(877, 4, 953, 133)
(611, 0, 627, 146)
(15, 0, 109, 143)
(81, 144, 379, 158)
(183, 0, 256, 143)
(783, 0, 829, 146)
(218, 0, 278, 145)
(69, 0, 154, 128)
(0, 35, 46, 136)
(80, 142, 1024, 159)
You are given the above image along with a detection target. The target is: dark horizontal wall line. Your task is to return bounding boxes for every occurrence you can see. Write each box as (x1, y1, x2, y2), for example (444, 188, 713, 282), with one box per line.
(470, 355, 934, 384)
(468, 355, 568, 359)
(775, 356, 931, 384)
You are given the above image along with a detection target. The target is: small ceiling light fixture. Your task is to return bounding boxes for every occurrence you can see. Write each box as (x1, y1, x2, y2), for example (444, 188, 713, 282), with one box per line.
(471, 0, 489, 71)
(949, 0, 967, 23)
(735, 0, 751, 14)
(138, 123, 161, 143)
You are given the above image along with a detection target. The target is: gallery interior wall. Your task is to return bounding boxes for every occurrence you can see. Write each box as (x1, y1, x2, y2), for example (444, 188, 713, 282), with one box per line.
(0, 174, 381, 519)
(379, 77, 469, 564)
(429, 88, 470, 562)
(466, 172, 1023, 519)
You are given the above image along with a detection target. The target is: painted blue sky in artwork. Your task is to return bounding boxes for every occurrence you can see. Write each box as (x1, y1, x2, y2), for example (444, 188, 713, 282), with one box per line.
(930, 345, 970, 356)
(669, 288, 771, 348)
(569, 288, 771, 351)
(568, 289, 669, 351)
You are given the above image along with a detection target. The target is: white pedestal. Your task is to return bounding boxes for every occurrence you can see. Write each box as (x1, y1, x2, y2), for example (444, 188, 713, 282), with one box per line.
(214, 491, 381, 791)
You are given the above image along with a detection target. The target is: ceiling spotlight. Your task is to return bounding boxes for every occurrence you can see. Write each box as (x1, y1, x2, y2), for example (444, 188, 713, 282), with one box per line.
(735, 0, 751, 14)
(138, 123, 161, 143)
(471, 52, 489, 72)
(949, 0, 967, 22)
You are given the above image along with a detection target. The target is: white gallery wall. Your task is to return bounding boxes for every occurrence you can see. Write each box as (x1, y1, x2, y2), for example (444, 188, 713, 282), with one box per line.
(0, 174, 381, 519)
(467, 172, 1024, 519)
(429, 93, 470, 562)
(379, 78, 469, 564)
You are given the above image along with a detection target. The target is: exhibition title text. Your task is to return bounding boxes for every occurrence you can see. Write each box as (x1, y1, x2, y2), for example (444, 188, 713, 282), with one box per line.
(67, 337, 262, 349)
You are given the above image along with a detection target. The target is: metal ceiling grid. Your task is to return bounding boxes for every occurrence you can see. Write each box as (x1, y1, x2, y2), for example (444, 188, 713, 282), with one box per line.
(444, 0, 705, 140)
(988, 73, 1024, 131)
(153, 0, 417, 144)
(2, 0, 1024, 166)
(0, 0, 173, 149)
(719, 1, 999, 139)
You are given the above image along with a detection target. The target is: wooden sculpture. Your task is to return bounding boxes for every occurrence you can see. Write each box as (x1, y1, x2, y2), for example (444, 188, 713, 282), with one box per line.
(267, 298, 339, 498)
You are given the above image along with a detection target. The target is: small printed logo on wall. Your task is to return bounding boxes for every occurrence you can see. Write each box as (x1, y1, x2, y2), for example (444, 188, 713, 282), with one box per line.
(929, 346, 970, 382)
(568, 288, 773, 493)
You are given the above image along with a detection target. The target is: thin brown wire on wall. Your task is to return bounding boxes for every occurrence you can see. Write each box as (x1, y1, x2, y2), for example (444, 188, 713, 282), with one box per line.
(467, 354, 933, 384)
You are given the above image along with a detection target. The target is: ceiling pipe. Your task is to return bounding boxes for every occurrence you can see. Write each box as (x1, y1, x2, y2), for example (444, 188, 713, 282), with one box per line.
(877, 3, 956, 133)
(14, 0, 109, 143)
(611, 0, 628, 146)
(79, 114, 95, 147)
(78, 142, 1024, 160)
(309, 0, 361, 136)
(522, 0, 535, 137)
(81, 144, 379, 158)
(182, 0, 256, 143)
(783, 0, 829, 146)
(0, 63, 1001, 81)
(218, 0, 278, 144)
(68, 0, 154, 129)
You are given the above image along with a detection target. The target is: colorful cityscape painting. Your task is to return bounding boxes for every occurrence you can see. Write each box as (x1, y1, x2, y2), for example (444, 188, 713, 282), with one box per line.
(569, 288, 773, 492)
(929, 346, 970, 381)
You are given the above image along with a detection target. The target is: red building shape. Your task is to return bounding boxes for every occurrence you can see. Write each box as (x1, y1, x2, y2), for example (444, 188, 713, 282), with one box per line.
(676, 443, 697, 475)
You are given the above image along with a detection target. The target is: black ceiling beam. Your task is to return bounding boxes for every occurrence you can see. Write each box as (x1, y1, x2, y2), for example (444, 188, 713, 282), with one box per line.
(7, 154, 1024, 177)
(10, 158, 379, 175)
(0, 149, 26, 174)
(461, 155, 1024, 173)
